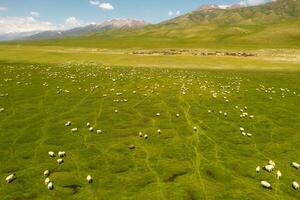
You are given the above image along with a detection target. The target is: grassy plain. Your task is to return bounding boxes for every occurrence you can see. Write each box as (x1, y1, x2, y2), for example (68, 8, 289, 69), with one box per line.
(0, 60, 300, 199)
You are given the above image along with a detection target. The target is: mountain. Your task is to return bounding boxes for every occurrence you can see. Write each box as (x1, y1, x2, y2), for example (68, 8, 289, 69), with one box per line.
(7, 0, 300, 49)
(0, 31, 39, 41)
(23, 18, 147, 40)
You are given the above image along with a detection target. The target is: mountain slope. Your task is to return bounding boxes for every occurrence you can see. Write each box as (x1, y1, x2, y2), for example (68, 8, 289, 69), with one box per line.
(7, 0, 300, 49)
(23, 18, 147, 40)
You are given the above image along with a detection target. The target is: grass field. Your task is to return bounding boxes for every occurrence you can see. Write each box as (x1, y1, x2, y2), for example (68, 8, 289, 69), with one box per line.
(0, 61, 300, 200)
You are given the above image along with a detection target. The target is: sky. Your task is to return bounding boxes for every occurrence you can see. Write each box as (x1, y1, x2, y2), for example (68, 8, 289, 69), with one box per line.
(0, 0, 271, 34)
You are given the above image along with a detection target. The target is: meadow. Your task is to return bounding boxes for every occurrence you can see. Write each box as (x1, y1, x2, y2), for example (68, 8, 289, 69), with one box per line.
(0, 60, 300, 200)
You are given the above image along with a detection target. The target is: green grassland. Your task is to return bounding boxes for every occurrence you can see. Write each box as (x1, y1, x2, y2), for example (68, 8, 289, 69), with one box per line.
(0, 62, 300, 200)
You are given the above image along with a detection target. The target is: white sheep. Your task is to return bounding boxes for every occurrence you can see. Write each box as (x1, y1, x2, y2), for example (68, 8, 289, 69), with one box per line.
(96, 129, 102, 134)
(264, 164, 274, 172)
(47, 182, 54, 190)
(65, 121, 71, 126)
(89, 127, 94, 132)
(44, 177, 50, 185)
(44, 170, 50, 177)
(256, 166, 260, 173)
(58, 151, 66, 157)
(48, 151, 55, 157)
(156, 112, 160, 116)
(269, 160, 276, 167)
(247, 133, 252, 137)
(241, 132, 246, 136)
(261, 181, 272, 189)
(240, 127, 244, 132)
(86, 122, 91, 127)
(0, 108, 4, 113)
(71, 128, 78, 132)
(176, 113, 180, 117)
(139, 132, 143, 137)
(57, 158, 64, 164)
(157, 129, 161, 134)
(144, 134, 148, 139)
(193, 126, 197, 131)
(87, 175, 93, 183)
(292, 181, 299, 190)
(292, 162, 300, 169)
(276, 170, 282, 180)
(5, 174, 15, 183)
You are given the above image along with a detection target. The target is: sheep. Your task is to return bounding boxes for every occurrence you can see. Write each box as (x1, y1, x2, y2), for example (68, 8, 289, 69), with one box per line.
(264, 164, 274, 172)
(5, 174, 15, 183)
(247, 133, 252, 137)
(139, 132, 143, 137)
(58, 151, 66, 158)
(44, 170, 50, 177)
(87, 122, 91, 127)
(0, 108, 5, 113)
(240, 127, 244, 132)
(87, 175, 93, 183)
(57, 158, 64, 164)
(291, 162, 300, 169)
(176, 113, 180, 117)
(48, 151, 55, 157)
(115, 110, 118, 113)
(156, 113, 160, 116)
(261, 181, 272, 189)
(241, 132, 246, 136)
(276, 170, 282, 180)
(292, 181, 299, 190)
(47, 182, 54, 190)
(44, 177, 50, 185)
(157, 129, 161, 134)
(96, 129, 102, 134)
(193, 127, 197, 131)
(256, 166, 260, 173)
(268, 160, 276, 167)
(71, 128, 78, 132)
(128, 144, 135, 149)
(65, 121, 71, 126)
(89, 127, 94, 132)
(144, 134, 148, 139)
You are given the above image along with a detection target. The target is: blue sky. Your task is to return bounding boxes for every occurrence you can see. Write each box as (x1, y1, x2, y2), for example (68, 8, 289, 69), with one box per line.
(0, 0, 270, 34)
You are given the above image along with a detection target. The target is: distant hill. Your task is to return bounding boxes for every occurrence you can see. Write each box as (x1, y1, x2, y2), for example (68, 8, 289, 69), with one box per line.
(22, 18, 147, 40)
(5, 0, 300, 49)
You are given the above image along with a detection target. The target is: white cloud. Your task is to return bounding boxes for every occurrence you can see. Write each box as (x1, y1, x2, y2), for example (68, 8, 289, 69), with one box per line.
(30, 11, 40, 17)
(168, 10, 181, 17)
(0, 6, 7, 11)
(99, 3, 114, 10)
(0, 16, 57, 34)
(65, 16, 81, 26)
(89, 0, 99, 5)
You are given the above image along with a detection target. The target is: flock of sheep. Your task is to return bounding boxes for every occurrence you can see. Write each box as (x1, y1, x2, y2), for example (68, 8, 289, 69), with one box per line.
(6, 149, 93, 190)
(1, 64, 300, 197)
(257, 160, 299, 190)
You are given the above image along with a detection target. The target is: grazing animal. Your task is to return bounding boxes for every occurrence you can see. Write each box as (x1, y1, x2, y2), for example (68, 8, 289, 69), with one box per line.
(47, 182, 54, 190)
(57, 158, 64, 164)
(5, 174, 15, 183)
(276, 171, 282, 180)
(97, 130, 102, 134)
(193, 127, 197, 131)
(128, 144, 135, 149)
(87, 122, 91, 127)
(144, 134, 148, 139)
(261, 181, 272, 189)
(44, 170, 50, 177)
(157, 129, 161, 134)
(45, 177, 50, 185)
(48, 151, 55, 157)
(65, 121, 71, 126)
(256, 166, 260, 173)
(58, 151, 66, 157)
(139, 132, 143, 137)
(87, 175, 93, 183)
(264, 165, 274, 172)
(89, 127, 94, 132)
(269, 160, 276, 167)
(292, 181, 299, 190)
(292, 162, 300, 169)
(71, 128, 78, 132)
